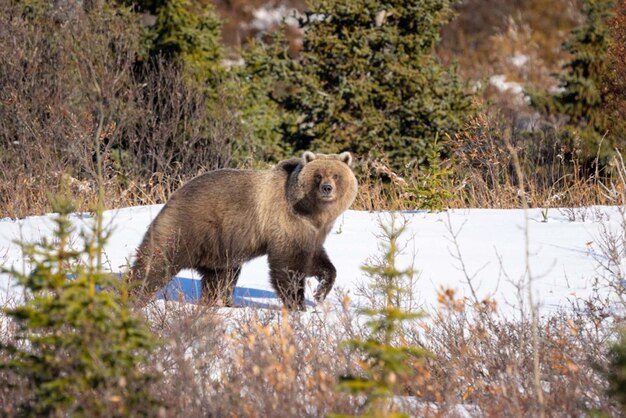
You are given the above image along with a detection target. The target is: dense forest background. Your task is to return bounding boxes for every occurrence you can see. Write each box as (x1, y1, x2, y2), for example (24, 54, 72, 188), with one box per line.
(1, 0, 625, 217)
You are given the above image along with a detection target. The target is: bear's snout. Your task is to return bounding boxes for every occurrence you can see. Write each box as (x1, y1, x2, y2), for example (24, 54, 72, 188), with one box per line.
(321, 183, 333, 196)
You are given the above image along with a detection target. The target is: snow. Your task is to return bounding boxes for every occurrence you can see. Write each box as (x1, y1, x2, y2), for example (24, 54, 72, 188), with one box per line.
(489, 74, 530, 104)
(510, 53, 529, 68)
(242, 6, 326, 34)
(243, 6, 299, 32)
(0, 206, 620, 316)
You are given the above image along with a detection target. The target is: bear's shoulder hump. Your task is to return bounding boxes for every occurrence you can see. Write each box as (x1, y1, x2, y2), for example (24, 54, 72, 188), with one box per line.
(274, 157, 303, 175)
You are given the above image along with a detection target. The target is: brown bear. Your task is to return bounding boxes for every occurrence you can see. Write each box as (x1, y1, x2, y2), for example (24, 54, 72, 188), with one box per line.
(130, 151, 358, 310)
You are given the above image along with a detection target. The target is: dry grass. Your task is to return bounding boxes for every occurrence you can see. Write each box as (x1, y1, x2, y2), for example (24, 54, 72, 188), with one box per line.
(412, 288, 619, 416)
(134, 174, 626, 417)
(2, 286, 620, 416)
(118, 252, 626, 418)
(136, 299, 362, 417)
(354, 111, 621, 212)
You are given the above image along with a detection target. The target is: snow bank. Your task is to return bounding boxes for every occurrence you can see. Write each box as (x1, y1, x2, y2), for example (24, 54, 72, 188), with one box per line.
(0, 206, 619, 316)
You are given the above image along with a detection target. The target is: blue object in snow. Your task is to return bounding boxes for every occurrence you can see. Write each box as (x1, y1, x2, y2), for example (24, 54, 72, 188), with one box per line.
(156, 276, 315, 309)
(69, 273, 313, 309)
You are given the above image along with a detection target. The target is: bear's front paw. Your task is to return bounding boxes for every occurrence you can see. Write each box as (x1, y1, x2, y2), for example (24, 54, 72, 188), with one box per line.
(313, 284, 328, 304)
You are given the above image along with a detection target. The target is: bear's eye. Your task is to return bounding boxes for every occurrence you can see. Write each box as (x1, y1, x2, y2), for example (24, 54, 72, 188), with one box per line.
(314, 174, 322, 182)
(333, 174, 339, 180)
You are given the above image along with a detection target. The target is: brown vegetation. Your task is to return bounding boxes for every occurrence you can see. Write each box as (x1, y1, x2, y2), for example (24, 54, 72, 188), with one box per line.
(2, 156, 626, 416)
(0, 5, 243, 219)
(4, 234, 620, 416)
(354, 108, 621, 212)
(607, 0, 626, 126)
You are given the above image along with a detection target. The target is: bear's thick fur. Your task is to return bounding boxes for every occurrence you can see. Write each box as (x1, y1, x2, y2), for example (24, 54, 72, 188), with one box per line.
(130, 151, 358, 310)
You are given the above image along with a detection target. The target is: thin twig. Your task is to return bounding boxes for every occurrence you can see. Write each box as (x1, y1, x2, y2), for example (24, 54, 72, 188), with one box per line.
(505, 133, 545, 418)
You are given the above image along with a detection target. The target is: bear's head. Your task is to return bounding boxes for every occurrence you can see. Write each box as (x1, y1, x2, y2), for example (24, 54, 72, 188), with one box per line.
(283, 151, 358, 220)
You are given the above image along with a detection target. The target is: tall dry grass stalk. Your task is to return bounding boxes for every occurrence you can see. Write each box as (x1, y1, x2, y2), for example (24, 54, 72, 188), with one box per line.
(506, 133, 545, 418)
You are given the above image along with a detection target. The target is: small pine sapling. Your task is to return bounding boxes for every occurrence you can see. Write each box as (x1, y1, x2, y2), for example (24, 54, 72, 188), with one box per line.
(406, 134, 452, 212)
(331, 217, 429, 418)
(0, 194, 160, 417)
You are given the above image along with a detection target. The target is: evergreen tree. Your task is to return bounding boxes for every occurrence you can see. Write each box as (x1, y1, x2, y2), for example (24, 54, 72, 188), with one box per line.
(405, 134, 451, 211)
(331, 217, 428, 418)
(148, 0, 223, 84)
(132, 0, 292, 164)
(530, 0, 621, 151)
(558, 0, 615, 136)
(129, 0, 224, 86)
(0, 195, 159, 416)
(226, 41, 293, 164)
(256, 0, 472, 170)
(604, 0, 626, 143)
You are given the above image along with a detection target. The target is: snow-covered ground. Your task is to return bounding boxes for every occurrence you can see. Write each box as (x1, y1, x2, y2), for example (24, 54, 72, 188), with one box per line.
(0, 206, 620, 315)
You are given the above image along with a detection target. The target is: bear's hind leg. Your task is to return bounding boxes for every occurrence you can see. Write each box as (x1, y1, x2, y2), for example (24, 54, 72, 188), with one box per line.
(199, 266, 241, 307)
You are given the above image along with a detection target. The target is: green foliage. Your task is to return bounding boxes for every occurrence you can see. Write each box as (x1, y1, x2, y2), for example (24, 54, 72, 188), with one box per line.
(405, 134, 452, 211)
(140, 0, 224, 86)
(529, 0, 622, 152)
(0, 194, 159, 417)
(557, 0, 614, 126)
(134, 0, 290, 164)
(331, 217, 428, 418)
(228, 41, 293, 163)
(609, 329, 626, 412)
(255, 0, 473, 170)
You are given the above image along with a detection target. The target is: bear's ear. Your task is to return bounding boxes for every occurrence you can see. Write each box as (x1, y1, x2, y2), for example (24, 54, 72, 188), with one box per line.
(339, 151, 353, 166)
(302, 151, 317, 164)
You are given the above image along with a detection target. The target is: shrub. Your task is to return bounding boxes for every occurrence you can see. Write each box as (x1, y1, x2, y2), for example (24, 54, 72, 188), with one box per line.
(0, 1, 252, 217)
(137, 0, 225, 87)
(0, 194, 159, 416)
